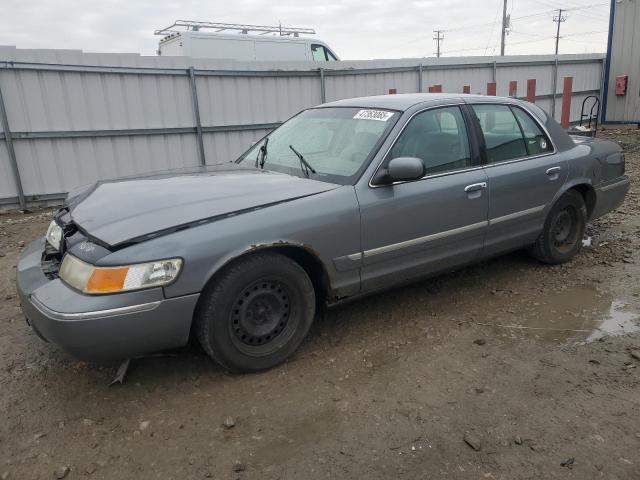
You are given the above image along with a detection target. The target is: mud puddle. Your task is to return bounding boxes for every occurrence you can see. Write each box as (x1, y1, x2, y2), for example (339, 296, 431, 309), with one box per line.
(585, 300, 640, 342)
(476, 285, 640, 343)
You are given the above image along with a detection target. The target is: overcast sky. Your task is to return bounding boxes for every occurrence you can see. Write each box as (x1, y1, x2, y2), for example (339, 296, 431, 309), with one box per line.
(0, 0, 610, 59)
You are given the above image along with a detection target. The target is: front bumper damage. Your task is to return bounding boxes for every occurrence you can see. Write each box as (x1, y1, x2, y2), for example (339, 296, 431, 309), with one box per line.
(17, 237, 199, 362)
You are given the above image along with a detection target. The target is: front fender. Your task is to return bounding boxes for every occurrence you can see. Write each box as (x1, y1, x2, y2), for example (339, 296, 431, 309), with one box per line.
(199, 239, 332, 293)
(97, 186, 362, 300)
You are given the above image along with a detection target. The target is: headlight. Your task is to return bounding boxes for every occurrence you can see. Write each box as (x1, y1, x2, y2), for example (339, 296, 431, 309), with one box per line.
(45, 220, 63, 251)
(59, 254, 182, 294)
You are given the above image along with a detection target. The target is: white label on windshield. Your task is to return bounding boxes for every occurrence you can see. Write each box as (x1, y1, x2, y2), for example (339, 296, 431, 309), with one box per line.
(353, 109, 394, 122)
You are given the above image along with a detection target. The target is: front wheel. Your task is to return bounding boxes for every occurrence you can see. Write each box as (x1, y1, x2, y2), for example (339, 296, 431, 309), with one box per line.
(529, 189, 587, 264)
(195, 252, 315, 373)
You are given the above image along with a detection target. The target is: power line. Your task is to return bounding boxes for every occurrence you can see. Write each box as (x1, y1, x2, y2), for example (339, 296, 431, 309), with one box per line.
(445, 8, 559, 34)
(564, 2, 608, 11)
(443, 36, 556, 55)
(563, 30, 608, 37)
(484, 0, 504, 55)
(569, 9, 608, 21)
(391, 1, 610, 57)
(445, 2, 607, 34)
(444, 28, 608, 54)
(509, 29, 551, 38)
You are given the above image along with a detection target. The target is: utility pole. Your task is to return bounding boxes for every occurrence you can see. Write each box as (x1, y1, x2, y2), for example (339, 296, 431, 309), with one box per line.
(553, 9, 567, 55)
(433, 30, 444, 58)
(500, 0, 510, 56)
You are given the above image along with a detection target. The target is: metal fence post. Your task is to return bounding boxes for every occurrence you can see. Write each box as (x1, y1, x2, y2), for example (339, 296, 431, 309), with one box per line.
(0, 83, 26, 211)
(319, 67, 326, 103)
(551, 58, 559, 119)
(417, 63, 423, 93)
(598, 57, 606, 123)
(188, 67, 206, 166)
(492, 61, 497, 82)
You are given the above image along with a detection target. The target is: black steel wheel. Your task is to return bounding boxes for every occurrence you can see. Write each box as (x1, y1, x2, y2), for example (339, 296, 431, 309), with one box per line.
(195, 252, 315, 372)
(229, 278, 295, 355)
(529, 189, 587, 264)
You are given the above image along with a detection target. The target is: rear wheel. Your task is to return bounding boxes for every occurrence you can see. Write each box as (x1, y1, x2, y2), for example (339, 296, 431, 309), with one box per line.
(195, 252, 315, 373)
(529, 189, 587, 264)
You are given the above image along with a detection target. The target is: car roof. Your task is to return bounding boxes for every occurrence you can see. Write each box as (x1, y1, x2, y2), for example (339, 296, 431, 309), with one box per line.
(320, 93, 519, 111)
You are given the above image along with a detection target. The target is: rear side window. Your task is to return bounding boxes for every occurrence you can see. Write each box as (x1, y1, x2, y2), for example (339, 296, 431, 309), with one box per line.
(389, 106, 471, 175)
(511, 107, 553, 155)
(472, 105, 527, 163)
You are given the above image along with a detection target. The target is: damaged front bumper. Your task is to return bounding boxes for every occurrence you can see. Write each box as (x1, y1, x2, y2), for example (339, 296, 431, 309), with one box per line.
(17, 237, 199, 362)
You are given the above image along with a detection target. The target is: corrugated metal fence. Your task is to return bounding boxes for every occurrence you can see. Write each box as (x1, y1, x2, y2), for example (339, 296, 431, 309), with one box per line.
(0, 47, 604, 210)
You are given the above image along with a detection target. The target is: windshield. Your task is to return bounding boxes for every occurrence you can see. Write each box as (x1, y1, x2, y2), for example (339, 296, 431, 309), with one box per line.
(238, 107, 399, 184)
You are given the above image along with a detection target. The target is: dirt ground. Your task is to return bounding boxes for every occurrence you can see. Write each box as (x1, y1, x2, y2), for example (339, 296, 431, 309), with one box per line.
(1, 127, 640, 480)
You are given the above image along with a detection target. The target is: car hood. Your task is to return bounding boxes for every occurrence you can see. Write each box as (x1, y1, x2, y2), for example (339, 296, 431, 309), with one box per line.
(66, 165, 339, 247)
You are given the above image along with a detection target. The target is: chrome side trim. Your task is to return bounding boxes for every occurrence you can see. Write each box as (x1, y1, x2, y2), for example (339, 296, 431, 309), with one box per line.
(489, 205, 546, 225)
(600, 177, 629, 192)
(479, 151, 556, 170)
(346, 252, 363, 261)
(363, 220, 488, 258)
(30, 295, 162, 321)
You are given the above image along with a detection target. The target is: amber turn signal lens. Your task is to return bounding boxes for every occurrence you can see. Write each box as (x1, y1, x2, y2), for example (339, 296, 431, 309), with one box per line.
(86, 267, 130, 293)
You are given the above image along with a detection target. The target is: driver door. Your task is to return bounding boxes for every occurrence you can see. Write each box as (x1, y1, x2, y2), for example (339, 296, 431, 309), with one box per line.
(355, 105, 489, 292)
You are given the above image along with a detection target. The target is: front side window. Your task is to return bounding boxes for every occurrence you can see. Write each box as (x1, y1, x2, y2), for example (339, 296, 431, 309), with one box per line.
(311, 44, 328, 61)
(388, 106, 472, 175)
(239, 107, 399, 184)
(472, 104, 527, 163)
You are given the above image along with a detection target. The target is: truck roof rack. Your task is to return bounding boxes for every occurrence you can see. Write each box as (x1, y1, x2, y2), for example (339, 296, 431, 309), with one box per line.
(155, 20, 316, 37)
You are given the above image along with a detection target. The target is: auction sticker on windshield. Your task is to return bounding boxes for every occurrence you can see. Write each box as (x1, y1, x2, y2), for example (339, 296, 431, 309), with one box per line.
(353, 110, 394, 121)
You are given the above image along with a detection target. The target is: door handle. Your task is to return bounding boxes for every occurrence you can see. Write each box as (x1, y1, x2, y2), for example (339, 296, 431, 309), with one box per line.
(464, 182, 487, 192)
(546, 166, 562, 176)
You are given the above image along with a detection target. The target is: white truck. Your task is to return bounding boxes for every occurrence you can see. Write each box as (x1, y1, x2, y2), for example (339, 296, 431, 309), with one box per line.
(155, 21, 340, 62)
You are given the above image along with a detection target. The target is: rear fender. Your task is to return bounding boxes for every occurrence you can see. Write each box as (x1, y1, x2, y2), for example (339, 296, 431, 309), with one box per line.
(547, 178, 596, 219)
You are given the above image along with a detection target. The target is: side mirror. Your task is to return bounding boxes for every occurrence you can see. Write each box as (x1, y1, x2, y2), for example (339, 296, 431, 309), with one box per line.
(374, 157, 425, 185)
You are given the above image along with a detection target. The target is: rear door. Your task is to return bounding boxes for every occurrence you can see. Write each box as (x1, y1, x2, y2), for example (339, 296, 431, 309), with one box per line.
(469, 103, 568, 256)
(355, 105, 489, 292)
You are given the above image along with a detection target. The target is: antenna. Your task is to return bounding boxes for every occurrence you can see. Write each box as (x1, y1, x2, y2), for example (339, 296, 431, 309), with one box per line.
(155, 20, 316, 37)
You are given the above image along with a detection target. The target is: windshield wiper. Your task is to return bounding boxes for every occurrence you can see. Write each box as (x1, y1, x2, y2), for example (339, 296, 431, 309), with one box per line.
(255, 137, 269, 169)
(289, 145, 316, 178)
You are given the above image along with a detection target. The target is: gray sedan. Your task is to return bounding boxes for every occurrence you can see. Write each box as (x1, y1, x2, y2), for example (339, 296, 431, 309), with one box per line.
(17, 93, 629, 372)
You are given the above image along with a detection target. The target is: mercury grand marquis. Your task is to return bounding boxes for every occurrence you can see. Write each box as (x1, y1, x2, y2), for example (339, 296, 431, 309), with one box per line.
(17, 93, 629, 372)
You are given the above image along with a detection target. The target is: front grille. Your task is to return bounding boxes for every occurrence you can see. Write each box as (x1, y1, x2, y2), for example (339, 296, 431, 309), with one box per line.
(41, 241, 62, 279)
(40, 207, 76, 279)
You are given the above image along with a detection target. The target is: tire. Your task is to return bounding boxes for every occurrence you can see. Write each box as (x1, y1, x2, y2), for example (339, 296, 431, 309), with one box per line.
(529, 189, 587, 265)
(195, 252, 315, 373)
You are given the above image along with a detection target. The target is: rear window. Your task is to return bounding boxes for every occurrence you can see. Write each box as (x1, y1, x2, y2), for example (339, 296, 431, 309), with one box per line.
(471, 104, 553, 163)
